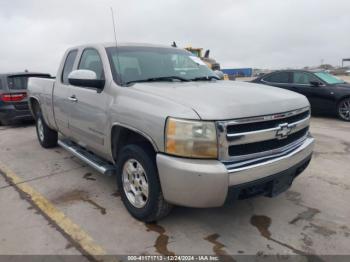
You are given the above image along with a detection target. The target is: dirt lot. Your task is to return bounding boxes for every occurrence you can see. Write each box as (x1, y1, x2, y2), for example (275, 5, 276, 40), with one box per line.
(0, 116, 350, 259)
(340, 75, 350, 82)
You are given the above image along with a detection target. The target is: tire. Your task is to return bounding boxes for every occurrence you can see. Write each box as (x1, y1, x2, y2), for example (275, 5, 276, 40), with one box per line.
(337, 98, 350, 121)
(116, 144, 172, 222)
(35, 110, 58, 148)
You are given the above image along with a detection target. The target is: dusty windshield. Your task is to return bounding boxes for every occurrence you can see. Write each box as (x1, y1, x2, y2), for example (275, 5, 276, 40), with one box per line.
(106, 46, 218, 85)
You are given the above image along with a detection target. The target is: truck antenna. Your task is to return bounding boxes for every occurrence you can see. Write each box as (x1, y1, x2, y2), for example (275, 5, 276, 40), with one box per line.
(110, 7, 123, 85)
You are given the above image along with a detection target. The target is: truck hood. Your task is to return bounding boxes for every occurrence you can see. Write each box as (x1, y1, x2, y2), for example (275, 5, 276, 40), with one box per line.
(130, 80, 309, 120)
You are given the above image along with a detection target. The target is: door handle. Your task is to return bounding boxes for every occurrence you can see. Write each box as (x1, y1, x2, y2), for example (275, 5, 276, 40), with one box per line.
(68, 95, 78, 102)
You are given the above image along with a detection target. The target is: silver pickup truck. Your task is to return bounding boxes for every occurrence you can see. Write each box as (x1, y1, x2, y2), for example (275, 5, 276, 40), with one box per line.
(28, 43, 314, 222)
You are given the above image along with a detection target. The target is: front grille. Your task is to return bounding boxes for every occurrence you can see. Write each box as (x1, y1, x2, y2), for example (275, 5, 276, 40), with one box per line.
(227, 110, 310, 133)
(217, 107, 310, 162)
(14, 102, 29, 110)
(228, 127, 308, 156)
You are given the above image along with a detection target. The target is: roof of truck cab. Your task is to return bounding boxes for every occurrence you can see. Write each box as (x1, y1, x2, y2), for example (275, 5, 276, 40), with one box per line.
(70, 42, 176, 49)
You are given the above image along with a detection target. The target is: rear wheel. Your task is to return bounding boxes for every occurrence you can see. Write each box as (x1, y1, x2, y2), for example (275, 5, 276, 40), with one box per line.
(35, 110, 58, 148)
(337, 98, 350, 121)
(116, 144, 172, 222)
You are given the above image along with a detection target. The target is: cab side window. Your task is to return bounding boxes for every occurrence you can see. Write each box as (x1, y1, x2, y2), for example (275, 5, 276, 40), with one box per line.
(79, 49, 104, 80)
(62, 50, 78, 84)
(0, 78, 3, 90)
(292, 72, 318, 85)
(263, 72, 290, 84)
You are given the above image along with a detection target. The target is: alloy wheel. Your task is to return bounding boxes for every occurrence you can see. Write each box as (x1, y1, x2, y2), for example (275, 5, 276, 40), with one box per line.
(37, 118, 44, 142)
(339, 99, 350, 121)
(122, 159, 149, 208)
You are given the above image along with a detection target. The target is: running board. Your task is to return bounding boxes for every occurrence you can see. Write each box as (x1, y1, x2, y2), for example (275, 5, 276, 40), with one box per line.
(58, 139, 116, 176)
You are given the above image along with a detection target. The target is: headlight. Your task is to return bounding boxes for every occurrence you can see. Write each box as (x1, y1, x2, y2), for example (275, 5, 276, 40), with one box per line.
(165, 118, 218, 159)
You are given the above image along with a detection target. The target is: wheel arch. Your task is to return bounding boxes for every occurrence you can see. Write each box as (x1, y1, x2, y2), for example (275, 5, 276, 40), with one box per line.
(338, 95, 350, 104)
(111, 124, 159, 162)
(28, 97, 41, 119)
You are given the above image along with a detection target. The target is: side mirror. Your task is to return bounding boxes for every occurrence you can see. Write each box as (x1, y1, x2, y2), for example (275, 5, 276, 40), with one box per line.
(68, 70, 105, 89)
(310, 81, 321, 87)
(214, 70, 225, 80)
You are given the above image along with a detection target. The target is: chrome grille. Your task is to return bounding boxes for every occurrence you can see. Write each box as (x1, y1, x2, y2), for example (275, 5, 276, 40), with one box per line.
(217, 107, 310, 164)
(228, 127, 308, 156)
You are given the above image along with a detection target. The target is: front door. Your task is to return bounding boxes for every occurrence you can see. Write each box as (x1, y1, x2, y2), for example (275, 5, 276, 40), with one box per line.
(68, 48, 110, 156)
(291, 71, 334, 113)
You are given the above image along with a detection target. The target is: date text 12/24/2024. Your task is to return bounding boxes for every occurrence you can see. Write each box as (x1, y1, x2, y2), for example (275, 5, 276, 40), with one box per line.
(127, 255, 220, 261)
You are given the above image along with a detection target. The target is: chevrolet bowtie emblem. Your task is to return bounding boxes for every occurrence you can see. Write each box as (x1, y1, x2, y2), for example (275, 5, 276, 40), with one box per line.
(276, 123, 294, 139)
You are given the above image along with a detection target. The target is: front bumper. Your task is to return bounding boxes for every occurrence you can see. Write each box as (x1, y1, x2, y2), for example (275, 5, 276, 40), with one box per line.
(157, 137, 314, 207)
(0, 104, 33, 124)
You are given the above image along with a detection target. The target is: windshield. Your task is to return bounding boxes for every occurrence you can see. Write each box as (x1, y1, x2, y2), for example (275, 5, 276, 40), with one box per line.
(314, 72, 345, 85)
(106, 46, 218, 85)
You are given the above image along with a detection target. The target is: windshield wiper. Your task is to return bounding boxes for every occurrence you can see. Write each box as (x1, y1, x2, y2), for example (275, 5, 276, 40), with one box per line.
(190, 75, 220, 81)
(125, 76, 189, 85)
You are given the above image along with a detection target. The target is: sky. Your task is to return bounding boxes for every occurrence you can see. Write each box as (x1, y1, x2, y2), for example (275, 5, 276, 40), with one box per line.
(0, 0, 349, 75)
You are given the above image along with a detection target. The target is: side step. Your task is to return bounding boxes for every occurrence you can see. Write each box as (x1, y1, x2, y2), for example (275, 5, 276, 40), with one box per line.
(58, 139, 116, 176)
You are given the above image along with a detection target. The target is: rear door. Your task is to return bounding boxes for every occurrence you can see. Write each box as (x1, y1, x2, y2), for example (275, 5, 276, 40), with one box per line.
(53, 49, 78, 136)
(68, 48, 110, 155)
(261, 71, 293, 91)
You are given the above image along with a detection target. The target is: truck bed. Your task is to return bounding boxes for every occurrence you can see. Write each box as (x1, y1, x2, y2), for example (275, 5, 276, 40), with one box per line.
(27, 77, 56, 129)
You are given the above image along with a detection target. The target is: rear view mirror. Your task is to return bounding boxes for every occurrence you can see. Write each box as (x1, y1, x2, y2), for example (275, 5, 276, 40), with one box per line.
(310, 81, 321, 87)
(68, 70, 105, 89)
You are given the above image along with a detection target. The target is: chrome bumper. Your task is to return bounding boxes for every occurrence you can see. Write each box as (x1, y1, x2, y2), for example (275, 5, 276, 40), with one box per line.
(227, 137, 314, 185)
(156, 137, 314, 208)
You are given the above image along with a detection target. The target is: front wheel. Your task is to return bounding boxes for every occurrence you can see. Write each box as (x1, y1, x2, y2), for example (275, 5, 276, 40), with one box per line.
(116, 144, 172, 222)
(337, 98, 350, 121)
(35, 111, 58, 148)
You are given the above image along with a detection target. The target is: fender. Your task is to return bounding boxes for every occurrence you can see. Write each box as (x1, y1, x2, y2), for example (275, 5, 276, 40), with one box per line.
(110, 122, 160, 161)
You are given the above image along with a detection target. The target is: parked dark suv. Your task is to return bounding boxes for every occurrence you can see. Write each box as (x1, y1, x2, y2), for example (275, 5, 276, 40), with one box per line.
(0, 72, 51, 125)
(252, 70, 350, 121)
